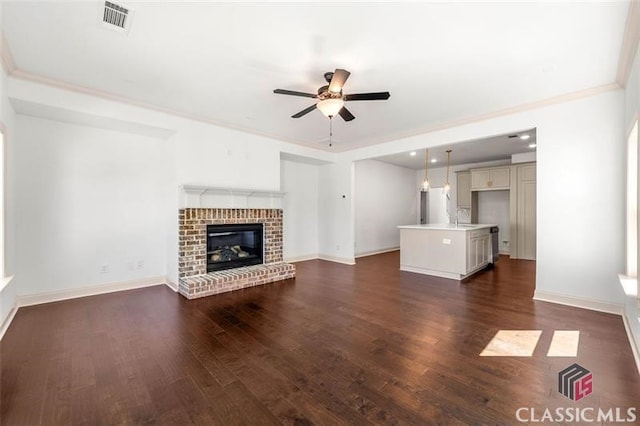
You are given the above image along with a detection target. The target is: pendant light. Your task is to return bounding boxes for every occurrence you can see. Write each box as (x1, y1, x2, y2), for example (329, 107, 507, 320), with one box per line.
(443, 149, 452, 194)
(421, 149, 430, 192)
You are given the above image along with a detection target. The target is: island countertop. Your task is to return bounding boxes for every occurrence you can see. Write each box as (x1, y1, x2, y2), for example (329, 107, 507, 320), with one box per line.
(397, 223, 497, 231)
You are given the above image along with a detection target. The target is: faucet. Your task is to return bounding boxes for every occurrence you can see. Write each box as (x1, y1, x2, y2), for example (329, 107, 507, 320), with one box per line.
(455, 208, 470, 226)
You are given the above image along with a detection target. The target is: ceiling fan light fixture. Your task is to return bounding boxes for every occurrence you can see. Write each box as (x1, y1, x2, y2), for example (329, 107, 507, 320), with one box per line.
(317, 98, 344, 118)
(274, 69, 389, 121)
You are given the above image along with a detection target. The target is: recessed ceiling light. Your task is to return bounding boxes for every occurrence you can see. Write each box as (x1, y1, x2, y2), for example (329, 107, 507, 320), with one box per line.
(520, 134, 531, 140)
(410, 151, 416, 156)
(431, 158, 437, 163)
(529, 143, 537, 148)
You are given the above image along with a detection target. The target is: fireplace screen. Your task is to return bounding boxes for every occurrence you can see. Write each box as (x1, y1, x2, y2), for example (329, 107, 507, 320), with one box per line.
(206, 223, 264, 272)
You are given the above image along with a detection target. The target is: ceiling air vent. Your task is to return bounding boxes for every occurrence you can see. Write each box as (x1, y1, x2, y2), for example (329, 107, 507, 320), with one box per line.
(103, 1, 129, 30)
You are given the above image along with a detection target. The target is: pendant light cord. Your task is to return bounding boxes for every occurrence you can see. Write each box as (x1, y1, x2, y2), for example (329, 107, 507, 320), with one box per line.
(425, 149, 429, 180)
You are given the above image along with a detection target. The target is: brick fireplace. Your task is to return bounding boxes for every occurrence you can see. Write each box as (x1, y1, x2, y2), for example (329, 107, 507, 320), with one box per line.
(178, 208, 295, 299)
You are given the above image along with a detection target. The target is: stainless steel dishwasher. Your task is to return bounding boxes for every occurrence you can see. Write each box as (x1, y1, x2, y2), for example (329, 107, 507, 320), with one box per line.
(490, 226, 500, 264)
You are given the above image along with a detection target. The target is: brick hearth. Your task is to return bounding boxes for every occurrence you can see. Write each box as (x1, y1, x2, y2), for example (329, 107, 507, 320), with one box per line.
(178, 208, 295, 299)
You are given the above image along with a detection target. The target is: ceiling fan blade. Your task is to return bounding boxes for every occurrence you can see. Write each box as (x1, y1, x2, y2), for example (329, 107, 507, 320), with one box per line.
(338, 107, 355, 122)
(344, 91, 391, 101)
(328, 69, 351, 93)
(274, 89, 317, 98)
(291, 104, 317, 118)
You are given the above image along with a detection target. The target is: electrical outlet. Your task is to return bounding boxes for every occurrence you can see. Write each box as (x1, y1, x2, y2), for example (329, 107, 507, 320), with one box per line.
(100, 264, 109, 274)
(442, 238, 451, 245)
(136, 260, 144, 269)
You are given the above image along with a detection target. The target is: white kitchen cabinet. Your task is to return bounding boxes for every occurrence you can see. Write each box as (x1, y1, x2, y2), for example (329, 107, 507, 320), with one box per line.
(471, 166, 510, 190)
(456, 171, 471, 208)
(509, 163, 536, 260)
(467, 228, 491, 272)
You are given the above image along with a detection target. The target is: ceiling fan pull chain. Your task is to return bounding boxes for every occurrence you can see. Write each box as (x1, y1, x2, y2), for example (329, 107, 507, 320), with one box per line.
(329, 117, 333, 147)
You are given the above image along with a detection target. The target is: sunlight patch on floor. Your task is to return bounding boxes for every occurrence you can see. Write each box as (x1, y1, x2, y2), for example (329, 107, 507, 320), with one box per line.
(547, 330, 580, 357)
(480, 330, 542, 357)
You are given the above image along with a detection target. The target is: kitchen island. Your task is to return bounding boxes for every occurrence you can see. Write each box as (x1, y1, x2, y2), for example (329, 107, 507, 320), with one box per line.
(397, 223, 497, 280)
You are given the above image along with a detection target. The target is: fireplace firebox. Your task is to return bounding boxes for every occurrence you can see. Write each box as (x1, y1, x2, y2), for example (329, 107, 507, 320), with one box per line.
(206, 223, 264, 272)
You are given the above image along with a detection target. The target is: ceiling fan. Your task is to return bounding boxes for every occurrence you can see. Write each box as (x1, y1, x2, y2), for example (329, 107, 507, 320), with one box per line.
(273, 69, 390, 121)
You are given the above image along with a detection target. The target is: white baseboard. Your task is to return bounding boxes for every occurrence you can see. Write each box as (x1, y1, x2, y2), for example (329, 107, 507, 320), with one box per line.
(355, 247, 399, 258)
(17, 276, 167, 307)
(284, 254, 319, 263)
(622, 307, 640, 375)
(0, 305, 18, 341)
(317, 254, 356, 265)
(533, 290, 624, 315)
(165, 279, 178, 292)
(0, 275, 14, 293)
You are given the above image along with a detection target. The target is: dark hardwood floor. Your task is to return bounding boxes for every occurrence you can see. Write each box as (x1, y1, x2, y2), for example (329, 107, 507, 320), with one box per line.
(2, 252, 639, 425)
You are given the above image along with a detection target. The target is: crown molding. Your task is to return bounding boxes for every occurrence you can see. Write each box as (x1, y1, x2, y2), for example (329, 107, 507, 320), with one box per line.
(340, 82, 623, 153)
(8, 68, 328, 152)
(0, 32, 16, 75)
(616, 0, 640, 87)
(12, 66, 622, 155)
(3, 40, 624, 155)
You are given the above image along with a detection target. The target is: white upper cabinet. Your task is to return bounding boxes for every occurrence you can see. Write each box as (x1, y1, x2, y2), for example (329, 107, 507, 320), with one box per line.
(456, 171, 471, 208)
(471, 166, 510, 190)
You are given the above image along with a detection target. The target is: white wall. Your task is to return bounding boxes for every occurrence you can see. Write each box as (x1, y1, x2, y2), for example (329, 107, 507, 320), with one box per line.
(0, 65, 18, 329)
(175, 123, 281, 191)
(536, 91, 624, 305)
(624, 43, 640, 370)
(14, 116, 173, 296)
(1, 0, 19, 327)
(164, 136, 179, 287)
(318, 160, 355, 264)
(354, 159, 416, 256)
(280, 159, 319, 261)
